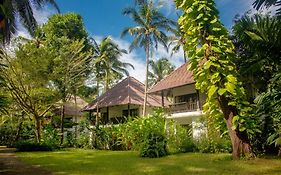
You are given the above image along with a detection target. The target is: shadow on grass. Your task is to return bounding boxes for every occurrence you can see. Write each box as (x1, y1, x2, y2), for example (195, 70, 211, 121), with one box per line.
(17, 149, 281, 175)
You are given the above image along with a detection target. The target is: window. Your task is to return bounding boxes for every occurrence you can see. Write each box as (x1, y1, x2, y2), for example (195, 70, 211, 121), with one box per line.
(122, 108, 139, 117)
(175, 93, 197, 103)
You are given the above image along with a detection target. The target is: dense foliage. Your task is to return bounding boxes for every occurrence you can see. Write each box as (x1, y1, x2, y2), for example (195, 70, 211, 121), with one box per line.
(233, 13, 281, 155)
(175, 0, 257, 158)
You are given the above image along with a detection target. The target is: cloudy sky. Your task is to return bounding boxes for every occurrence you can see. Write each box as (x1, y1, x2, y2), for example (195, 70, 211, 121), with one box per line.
(18, 0, 258, 82)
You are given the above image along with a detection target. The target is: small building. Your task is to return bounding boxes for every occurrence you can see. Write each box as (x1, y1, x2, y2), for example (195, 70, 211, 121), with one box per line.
(148, 63, 206, 136)
(52, 96, 88, 128)
(82, 76, 169, 125)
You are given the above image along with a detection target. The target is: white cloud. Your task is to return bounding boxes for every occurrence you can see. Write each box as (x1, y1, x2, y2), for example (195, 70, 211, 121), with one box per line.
(33, 5, 57, 25)
(111, 36, 185, 82)
(93, 36, 147, 82)
(93, 35, 185, 83)
(152, 45, 184, 68)
(14, 5, 56, 39)
(157, 0, 177, 15)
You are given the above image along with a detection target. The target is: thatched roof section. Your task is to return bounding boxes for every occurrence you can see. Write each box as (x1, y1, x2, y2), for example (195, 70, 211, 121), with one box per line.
(148, 63, 195, 94)
(55, 96, 88, 116)
(83, 76, 168, 111)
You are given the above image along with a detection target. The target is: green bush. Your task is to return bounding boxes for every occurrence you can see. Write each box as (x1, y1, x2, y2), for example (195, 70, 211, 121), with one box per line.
(65, 131, 75, 147)
(195, 135, 232, 153)
(41, 125, 60, 149)
(15, 141, 55, 152)
(0, 124, 17, 146)
(140, 132, 168, 158)
(73, 120, 91, 148)
(166, 121, 196, 153)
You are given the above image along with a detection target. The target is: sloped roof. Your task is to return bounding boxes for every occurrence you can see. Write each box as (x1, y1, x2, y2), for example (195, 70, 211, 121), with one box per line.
(148, 63, 195, 94)
(83, 76, 169, 111)
(55, 96, 88, 116)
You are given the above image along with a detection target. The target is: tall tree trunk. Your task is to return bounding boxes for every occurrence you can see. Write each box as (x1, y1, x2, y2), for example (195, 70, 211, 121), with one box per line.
(15, 112, 24, 141)
(105, 70, 109, 92)
(60, 104, 65, 145)
(218, 96, 254, 159)
(74, 94, 78, 140)
(142, 44, 149, 116)
(183, 51, 187, 63)
(34, 116, 41, 143)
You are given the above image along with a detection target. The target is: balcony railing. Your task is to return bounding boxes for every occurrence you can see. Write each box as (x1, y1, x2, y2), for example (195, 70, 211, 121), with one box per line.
(169, 101, 200, 114)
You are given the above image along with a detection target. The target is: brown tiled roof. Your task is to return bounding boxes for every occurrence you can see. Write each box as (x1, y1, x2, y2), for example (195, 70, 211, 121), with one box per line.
(148, 63, 195, 94)
(55, 96, 88, 116)
(83, 76, 169, 111)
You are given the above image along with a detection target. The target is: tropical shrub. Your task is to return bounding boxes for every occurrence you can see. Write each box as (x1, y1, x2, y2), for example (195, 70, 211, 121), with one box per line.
(140, 132, 168, 158)
(166, 120, 196, 153)
(0, 122, 17, 146)
(65, 131, 76, 147)
(15, 141, 55, 152)
(194, 115, 232, 153)
(74, 120, 91, 148)
(195, 135, 232, 153)
(41, 125, 60, 149)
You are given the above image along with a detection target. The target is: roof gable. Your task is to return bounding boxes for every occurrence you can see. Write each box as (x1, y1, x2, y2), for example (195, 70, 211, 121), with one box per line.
(148, 63, 195, 93)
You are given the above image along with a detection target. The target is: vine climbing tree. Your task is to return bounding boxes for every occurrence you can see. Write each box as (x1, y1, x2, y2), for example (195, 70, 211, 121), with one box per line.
(175, 0, 258, 159)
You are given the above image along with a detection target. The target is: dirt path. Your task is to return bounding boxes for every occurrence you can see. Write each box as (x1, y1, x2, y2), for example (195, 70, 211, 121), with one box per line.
(0, 147, 53, 175)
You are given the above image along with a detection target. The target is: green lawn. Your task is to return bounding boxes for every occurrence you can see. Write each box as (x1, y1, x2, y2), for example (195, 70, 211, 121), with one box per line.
(17, 149, 281, 175)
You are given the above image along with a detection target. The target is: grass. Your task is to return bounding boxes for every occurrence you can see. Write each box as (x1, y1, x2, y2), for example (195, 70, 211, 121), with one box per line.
(17, 149, 281, 175)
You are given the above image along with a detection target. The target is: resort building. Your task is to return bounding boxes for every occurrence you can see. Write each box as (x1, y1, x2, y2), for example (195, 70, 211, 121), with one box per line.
(82, 76, 169, 125)
(53, 96, 88, 127)
(148, 63, 206, 135)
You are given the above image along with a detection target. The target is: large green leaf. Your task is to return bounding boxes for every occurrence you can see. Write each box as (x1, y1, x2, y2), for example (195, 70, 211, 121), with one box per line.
(208, 85, 218, 98)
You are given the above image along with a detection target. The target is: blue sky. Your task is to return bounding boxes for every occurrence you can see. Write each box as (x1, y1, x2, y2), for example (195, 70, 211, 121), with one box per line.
(22, 0, 255, 82)
(54, 0, 255, 37)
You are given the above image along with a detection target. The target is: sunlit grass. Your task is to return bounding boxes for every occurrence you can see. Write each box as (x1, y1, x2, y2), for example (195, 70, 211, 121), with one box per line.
(17, 149, 281, 175)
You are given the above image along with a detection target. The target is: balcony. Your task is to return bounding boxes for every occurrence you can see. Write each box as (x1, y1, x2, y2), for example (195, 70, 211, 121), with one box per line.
(169, 101, 200, 114)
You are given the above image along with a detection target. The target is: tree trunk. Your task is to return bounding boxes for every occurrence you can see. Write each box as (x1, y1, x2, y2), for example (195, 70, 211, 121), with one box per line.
(218, 96, 254, 159)
(34, 116, 41, 143)
(15, 112, 24, 141)
(183, 51, 187, 63)
(161, 90, 164, 107)
(60, 104, 65, 145)
(74, 95, 78, 140)
(142, 44, 149, 116)
(105, 70, 109, 92)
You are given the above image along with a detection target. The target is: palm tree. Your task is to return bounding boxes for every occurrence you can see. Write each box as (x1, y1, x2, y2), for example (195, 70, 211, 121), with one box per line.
(169, 25, 187, 63)
(148, 58, 175, 87)
(253, 0, 281, 17)
(0, 0, 59, 44)
(92, 37, 134, 92)
(121, 1, 176, 116)
(232, 14, 281, 93)
(233, 13, 281, 155)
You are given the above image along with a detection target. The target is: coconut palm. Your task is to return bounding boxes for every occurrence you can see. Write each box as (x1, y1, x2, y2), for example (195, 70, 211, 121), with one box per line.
(92, 37, 134, 92)
(233, 14, 281, 101)
(232, 14, 281, 85)
(121, 1, 176, 115)
(253, 0, 281, 17)
(0, 0, 59, 44)
(148, 58, 174, 87)
(169, 25, 187, 63)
